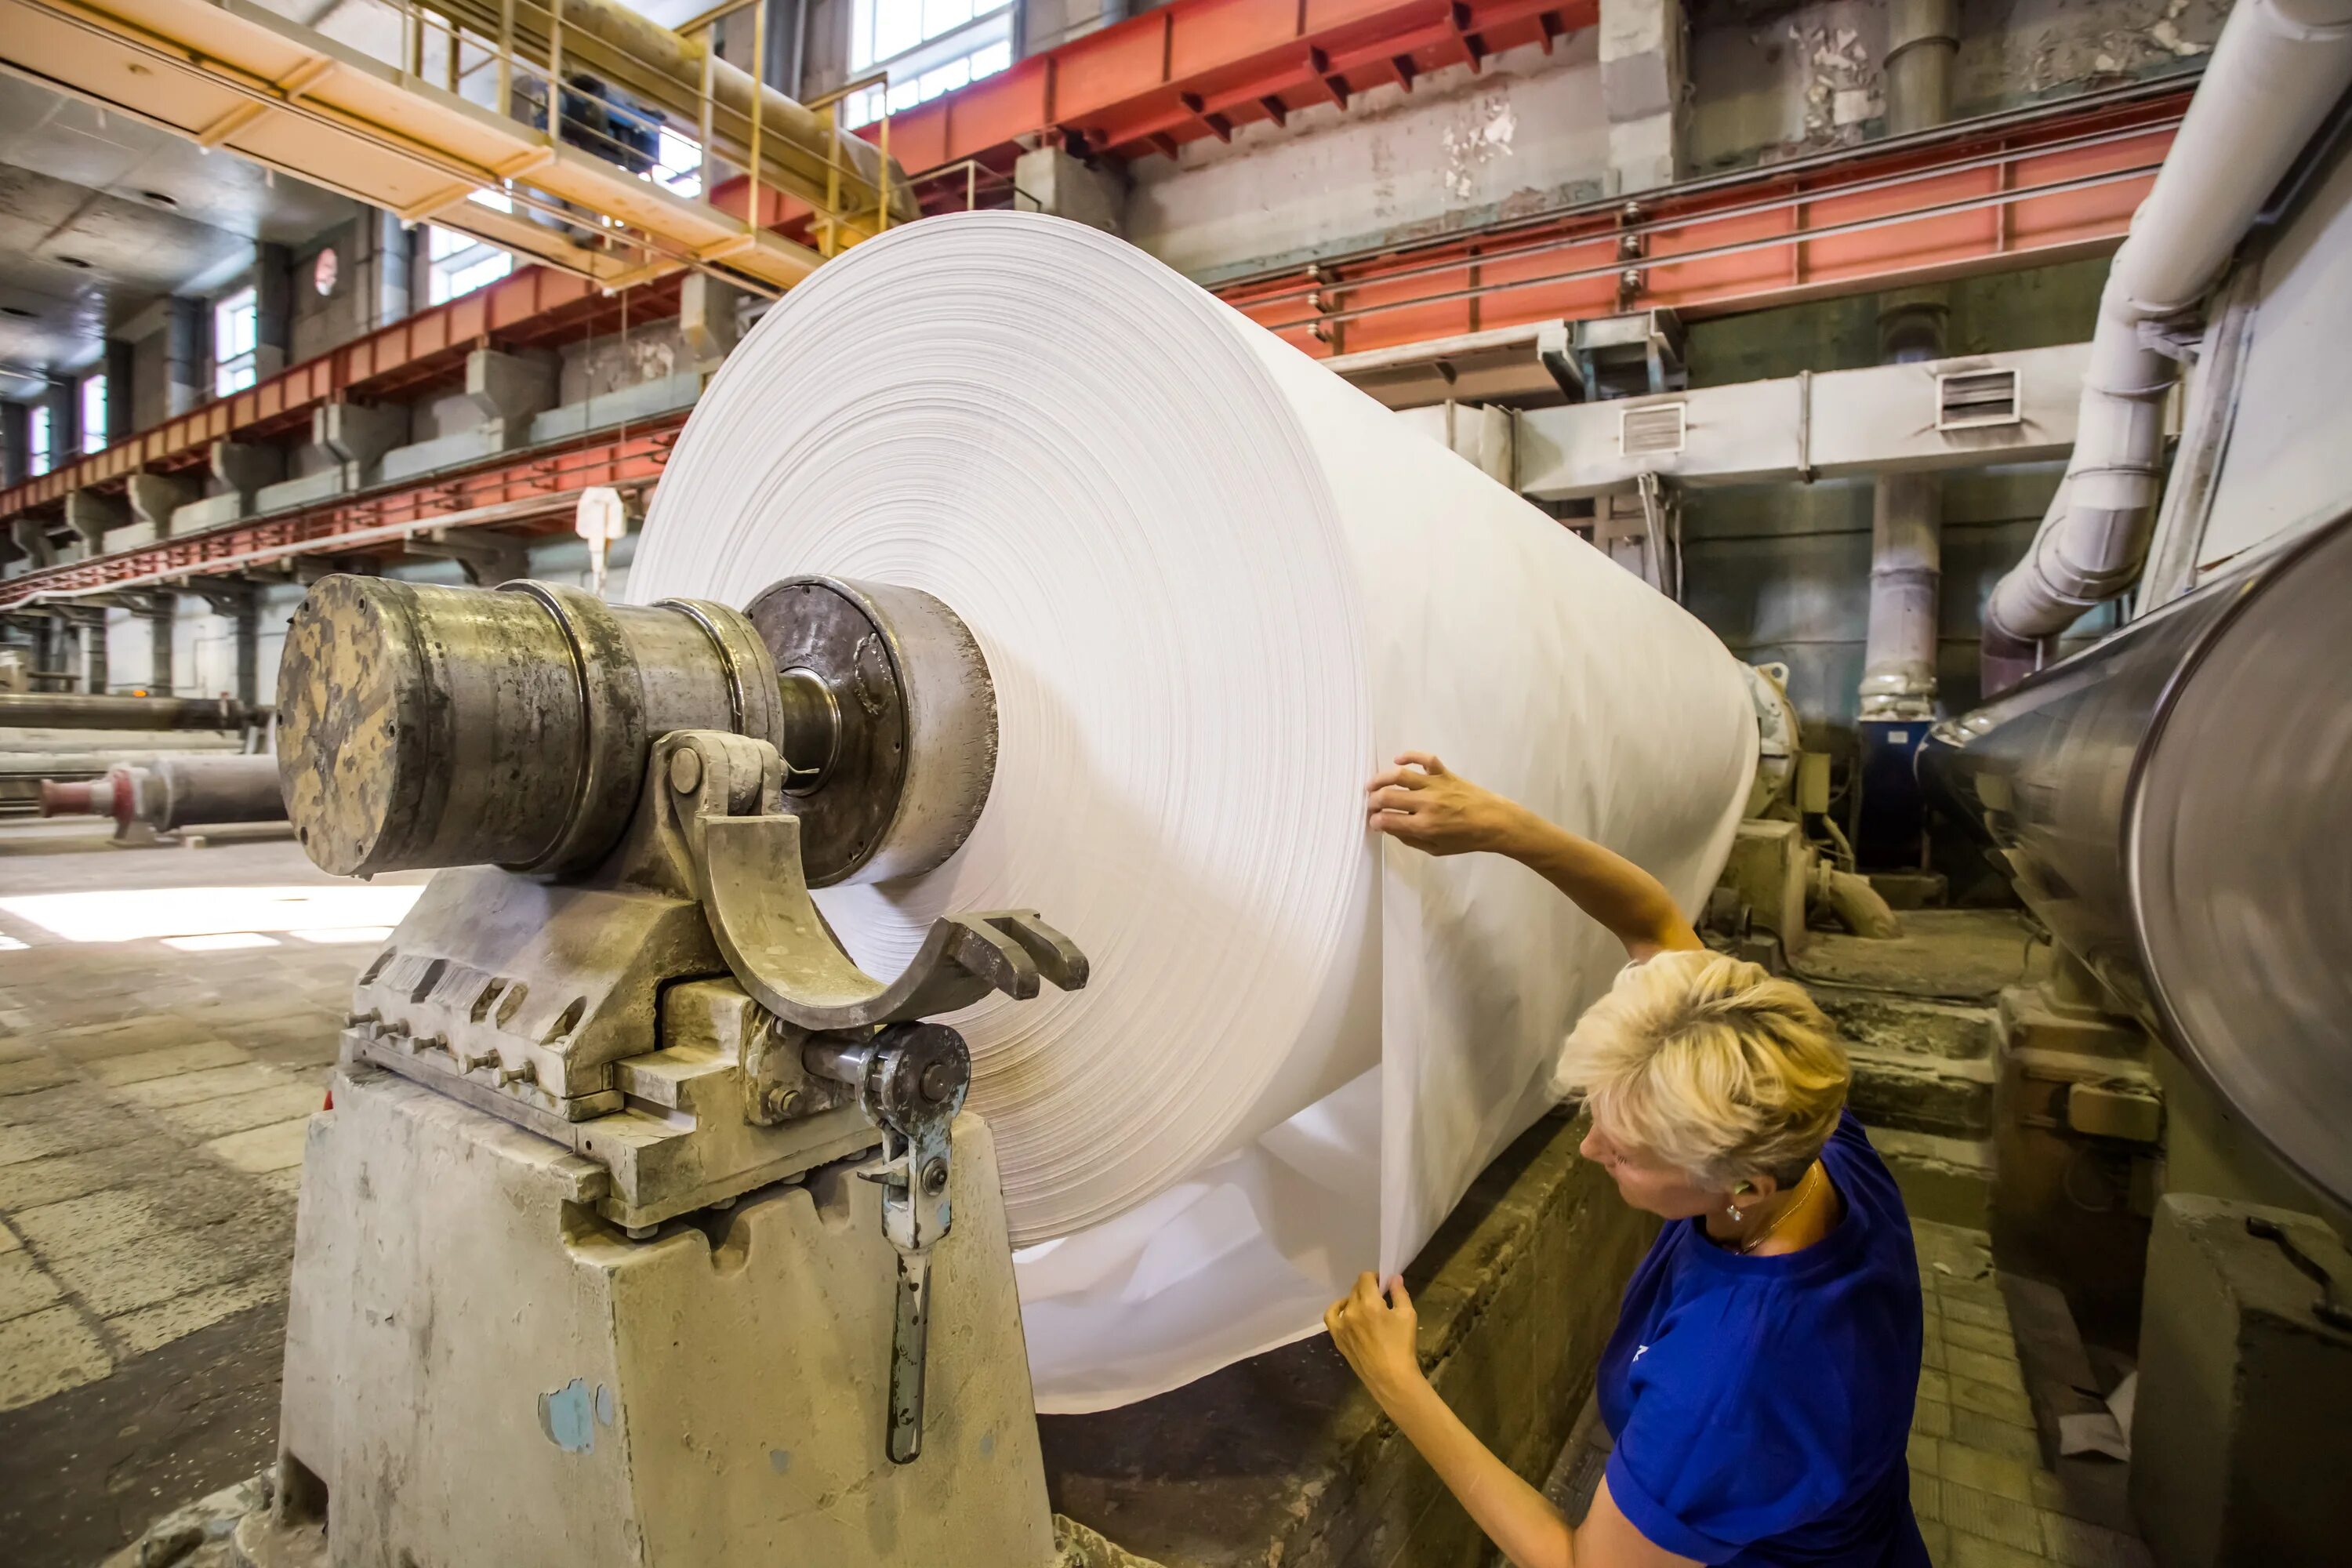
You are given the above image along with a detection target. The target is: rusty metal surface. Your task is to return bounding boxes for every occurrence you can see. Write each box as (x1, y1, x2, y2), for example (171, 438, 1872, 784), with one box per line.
(276, 575, 780, 877)
(745, 575, 997, 887)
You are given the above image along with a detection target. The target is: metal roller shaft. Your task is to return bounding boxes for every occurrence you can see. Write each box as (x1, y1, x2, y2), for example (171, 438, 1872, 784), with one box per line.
(276, 575, 783, 877)
(0, 694, 262, 731)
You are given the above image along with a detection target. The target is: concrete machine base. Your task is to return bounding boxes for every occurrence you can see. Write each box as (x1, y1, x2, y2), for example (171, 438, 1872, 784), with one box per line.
(241, 1070, 1055, 1566)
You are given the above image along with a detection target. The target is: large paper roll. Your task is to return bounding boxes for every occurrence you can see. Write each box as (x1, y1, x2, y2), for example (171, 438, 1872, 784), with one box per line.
(630, 212, 1755, 1410)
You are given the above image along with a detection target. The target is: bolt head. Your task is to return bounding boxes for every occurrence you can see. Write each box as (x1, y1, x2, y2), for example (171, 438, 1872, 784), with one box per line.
(921, 1157, 949, 1196)
(668, 747, 703, 793)
(768, 1087, 801, 1118)
(919, 1060, 956, 1104)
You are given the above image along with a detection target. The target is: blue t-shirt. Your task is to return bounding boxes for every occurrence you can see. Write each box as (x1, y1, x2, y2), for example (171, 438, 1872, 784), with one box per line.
(1596, 1111, 1929, 1566)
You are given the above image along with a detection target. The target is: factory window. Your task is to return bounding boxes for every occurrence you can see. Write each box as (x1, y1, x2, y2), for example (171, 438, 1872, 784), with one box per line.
(426, 218, 514, 306)
(648, 126, 703, 200)
(27, 404, 50, 476)
(841, 0, 1014, 129)
(214, 287, 259, 396)
(79, 373, 107, 454)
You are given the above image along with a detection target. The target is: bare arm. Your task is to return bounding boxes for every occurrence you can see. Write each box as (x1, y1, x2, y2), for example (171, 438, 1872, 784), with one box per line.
(1367, 753, 1702, 963)
(1323, 1273, 1698, 1568)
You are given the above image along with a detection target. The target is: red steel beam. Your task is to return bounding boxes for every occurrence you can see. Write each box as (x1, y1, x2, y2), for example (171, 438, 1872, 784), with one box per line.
(0, 267, 681, 521)
(1218, 89, 2185, 356)
(720, 0, 1595, 231)
(0, 415, 684, 610)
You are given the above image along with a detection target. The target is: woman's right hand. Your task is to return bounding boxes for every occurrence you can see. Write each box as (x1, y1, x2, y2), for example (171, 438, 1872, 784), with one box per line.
(1366, 753, 1523, 856)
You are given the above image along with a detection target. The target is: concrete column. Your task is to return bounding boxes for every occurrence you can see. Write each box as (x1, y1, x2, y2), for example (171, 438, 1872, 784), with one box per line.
(317, 401, 410, 485)
(78, 612, 107, 693)
(43, 378, 76, 468)
(354, 211, 412, 336)
(255, 243, 294, 380)
(127, 471, 199, 530)
(679, 274, 743, 372)
(1, 402, 27, 486)
(165, 298, 206, 417)
(64, 489, 127, 557)
(1599, 0, 1688, 195)
(1013, 145, 1129, 235)
(103, 338, 134, 445)
(212, 440, 285, 501)
(464, 349, 557, 449)
(142, 597, 175, 694)
(11, 517, 55, 569)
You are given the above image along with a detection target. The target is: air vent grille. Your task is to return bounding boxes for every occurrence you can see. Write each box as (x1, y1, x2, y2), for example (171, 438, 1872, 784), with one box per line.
(1938, 368, 2022, 431)
(1619, 401, 1687, 456)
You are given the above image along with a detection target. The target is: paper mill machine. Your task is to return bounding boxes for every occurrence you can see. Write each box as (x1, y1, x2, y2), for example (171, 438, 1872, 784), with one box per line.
(241, 572, 1092, 1566)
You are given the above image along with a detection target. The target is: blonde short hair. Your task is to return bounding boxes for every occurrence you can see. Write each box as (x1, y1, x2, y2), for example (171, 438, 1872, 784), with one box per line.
(1558, 949, 1849, 1189)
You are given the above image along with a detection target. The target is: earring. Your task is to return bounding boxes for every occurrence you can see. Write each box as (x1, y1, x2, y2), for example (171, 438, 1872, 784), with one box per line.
(1726, 1202, 1743, 1222)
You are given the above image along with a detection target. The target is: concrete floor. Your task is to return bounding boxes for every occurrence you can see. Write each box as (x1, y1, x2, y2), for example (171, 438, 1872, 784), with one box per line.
(0, 824, 423, 1566)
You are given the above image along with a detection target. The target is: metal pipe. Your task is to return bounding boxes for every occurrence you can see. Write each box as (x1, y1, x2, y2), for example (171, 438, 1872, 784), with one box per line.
(1859, 0, 1956, 726)
(1981, 0, 2352, 691)
(1884, 0, 1959, 135)
(410, 0, 915, 223)
(0, 693, 261, 730)
(43, 754, 287, 831)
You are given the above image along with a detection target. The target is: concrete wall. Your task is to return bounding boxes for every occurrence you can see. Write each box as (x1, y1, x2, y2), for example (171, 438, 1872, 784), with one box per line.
(1128, 37, 1610, 285)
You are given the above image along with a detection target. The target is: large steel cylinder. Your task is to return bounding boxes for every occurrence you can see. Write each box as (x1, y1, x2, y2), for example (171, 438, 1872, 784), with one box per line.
(1922, 505, 2352, 1208)
(0, 693, 260, 731)
(277, 575, 783, 877)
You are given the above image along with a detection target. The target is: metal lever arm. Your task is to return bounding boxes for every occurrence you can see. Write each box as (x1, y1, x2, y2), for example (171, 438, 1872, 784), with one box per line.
(805, 1022, 969, 1464)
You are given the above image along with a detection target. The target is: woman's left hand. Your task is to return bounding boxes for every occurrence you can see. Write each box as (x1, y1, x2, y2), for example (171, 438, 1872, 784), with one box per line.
(1324, 1271, 1424, 1403)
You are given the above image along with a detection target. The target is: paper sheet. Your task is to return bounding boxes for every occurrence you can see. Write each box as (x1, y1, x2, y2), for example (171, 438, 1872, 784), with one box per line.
(630, 213, 1756, 1410)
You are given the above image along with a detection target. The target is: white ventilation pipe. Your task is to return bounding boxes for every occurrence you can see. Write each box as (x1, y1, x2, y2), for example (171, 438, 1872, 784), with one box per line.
(1981, 0, 2352, 692)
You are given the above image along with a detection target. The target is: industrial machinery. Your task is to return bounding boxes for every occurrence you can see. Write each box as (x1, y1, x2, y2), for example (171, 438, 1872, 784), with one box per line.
(1923, 505, 2352, 1214)
(39, 753, 287, 842)
(242, 573, 1091, 1566)
(1712, 660, 1901, 955)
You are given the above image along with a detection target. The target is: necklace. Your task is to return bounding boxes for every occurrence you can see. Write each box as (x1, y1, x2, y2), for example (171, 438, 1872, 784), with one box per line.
(1735, 1164, 1820, 1256)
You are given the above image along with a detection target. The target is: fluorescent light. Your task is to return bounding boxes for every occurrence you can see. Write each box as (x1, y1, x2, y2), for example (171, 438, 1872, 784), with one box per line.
(290, 926, 395, 945)
(0, 935, 26, 951)
(162, 932, 282, 951)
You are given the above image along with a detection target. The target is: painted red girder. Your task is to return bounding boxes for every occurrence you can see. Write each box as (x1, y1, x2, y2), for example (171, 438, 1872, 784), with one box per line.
(719, 0, 1596, 233)
(0, 268, 681, 522)
(0, 416, 684, 610)
(1218, 90, 2187, 356)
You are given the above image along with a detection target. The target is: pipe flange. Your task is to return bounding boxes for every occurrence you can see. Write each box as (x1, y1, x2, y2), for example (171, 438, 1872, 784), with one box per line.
(744, 576, 997, 887)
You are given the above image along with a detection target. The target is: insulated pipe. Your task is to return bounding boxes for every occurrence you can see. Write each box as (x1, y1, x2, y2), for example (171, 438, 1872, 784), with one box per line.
(0, 694, 262, 731)
(1981, 0, 2352, 691)
(1859, 0, 1958, 720)
(415, 0, 916, 224)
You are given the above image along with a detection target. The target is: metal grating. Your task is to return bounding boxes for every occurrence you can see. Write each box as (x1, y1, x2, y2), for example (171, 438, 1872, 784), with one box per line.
(1619, 401, 1687, 456)
(1938, 368, 2023, 431)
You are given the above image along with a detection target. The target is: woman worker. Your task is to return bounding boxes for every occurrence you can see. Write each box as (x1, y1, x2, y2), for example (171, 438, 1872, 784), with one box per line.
(1326, 754, 1928, 1568)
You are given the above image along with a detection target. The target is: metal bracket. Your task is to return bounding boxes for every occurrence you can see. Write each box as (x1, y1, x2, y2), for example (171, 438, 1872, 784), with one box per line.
(807, 1022, 971, 1465)
(659, 727, 1088, 1464)
(662, 729, 1087, 1032)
